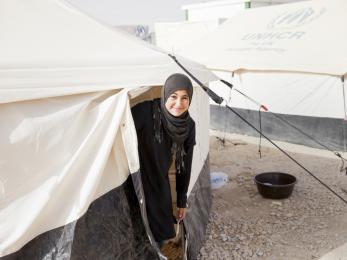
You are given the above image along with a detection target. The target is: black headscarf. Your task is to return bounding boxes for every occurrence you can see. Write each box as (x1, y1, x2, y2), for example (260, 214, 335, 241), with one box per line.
(153, 73, 194, 173)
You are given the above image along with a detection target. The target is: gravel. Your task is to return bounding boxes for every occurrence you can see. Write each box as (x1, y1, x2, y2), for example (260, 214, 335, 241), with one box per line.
(197, 137, 347, 260)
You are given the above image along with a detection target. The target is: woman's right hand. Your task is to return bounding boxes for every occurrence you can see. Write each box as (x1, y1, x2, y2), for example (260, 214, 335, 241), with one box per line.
(176, 207, 187, 222)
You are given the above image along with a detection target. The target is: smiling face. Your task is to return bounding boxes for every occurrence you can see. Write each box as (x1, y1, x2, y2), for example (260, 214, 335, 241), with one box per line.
(165, 89, 190, 117)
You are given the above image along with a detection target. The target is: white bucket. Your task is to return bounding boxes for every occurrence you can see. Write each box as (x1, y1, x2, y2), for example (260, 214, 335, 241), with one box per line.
(210, 171, 229, 190)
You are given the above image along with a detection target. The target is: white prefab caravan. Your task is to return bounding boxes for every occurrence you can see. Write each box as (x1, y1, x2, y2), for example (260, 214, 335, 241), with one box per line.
(181, 0, 307, 22)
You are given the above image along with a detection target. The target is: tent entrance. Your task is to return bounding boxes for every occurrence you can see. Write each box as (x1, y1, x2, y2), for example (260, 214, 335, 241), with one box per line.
(130, 87, 188, 259)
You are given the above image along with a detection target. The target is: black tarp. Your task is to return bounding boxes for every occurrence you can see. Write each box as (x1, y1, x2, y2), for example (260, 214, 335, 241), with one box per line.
(2, 173, 157, 260)
(2, 160, 212, 260)
(211, 105, 347, 152)
(185, 157, 212, 260)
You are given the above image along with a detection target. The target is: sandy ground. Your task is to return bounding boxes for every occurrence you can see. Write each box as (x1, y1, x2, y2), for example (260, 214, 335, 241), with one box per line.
(197, 133, 347, 260)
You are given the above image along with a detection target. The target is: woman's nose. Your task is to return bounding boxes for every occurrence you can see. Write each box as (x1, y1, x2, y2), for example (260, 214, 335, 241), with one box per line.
(176, 99, 184, 106)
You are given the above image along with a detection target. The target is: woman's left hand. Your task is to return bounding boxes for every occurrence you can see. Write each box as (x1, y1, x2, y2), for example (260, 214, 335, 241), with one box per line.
(176, 208, 187, 222)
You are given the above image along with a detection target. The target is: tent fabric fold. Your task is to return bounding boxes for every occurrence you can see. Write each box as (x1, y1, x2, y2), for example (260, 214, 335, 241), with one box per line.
(0, 89, 136, 256)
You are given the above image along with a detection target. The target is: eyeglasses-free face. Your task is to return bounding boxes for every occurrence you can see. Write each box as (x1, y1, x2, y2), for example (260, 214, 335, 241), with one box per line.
(165, 89, 190, 117)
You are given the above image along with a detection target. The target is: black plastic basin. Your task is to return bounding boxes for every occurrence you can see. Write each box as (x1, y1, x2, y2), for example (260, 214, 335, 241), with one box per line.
(254, 172, 297, 199)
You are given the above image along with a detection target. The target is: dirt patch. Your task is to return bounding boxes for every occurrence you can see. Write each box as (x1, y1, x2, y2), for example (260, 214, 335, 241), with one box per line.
(198, 136, 347, 260)
(161, 241, 183, 260)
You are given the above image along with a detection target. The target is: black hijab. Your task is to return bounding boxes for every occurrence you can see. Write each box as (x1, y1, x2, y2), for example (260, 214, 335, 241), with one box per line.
(153, 73, 194, 173)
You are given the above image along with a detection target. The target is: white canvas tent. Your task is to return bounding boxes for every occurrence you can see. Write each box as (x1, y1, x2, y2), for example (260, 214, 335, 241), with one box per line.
(0, 0, 216, 259)
(181, 0, 347, 76)
(177, 0, 347, 151)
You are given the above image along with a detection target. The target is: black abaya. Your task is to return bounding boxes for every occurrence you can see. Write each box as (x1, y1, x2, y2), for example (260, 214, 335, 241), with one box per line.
(131, 99, 195, 242)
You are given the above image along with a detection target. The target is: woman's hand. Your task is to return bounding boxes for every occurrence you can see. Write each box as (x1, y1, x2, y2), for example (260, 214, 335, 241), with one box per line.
(176, 208, 187, 222)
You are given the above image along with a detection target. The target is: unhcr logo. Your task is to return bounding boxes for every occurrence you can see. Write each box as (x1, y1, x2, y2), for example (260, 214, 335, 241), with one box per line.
(267, 7, 326, 30)
(237, 5, 327, 51)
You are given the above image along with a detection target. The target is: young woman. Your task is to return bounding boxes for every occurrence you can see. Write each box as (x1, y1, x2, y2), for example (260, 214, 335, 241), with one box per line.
(131, 73, 196, 246)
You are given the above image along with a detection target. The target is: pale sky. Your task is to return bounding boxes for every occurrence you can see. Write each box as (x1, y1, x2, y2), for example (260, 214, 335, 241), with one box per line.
(67, 0, 215, 26)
